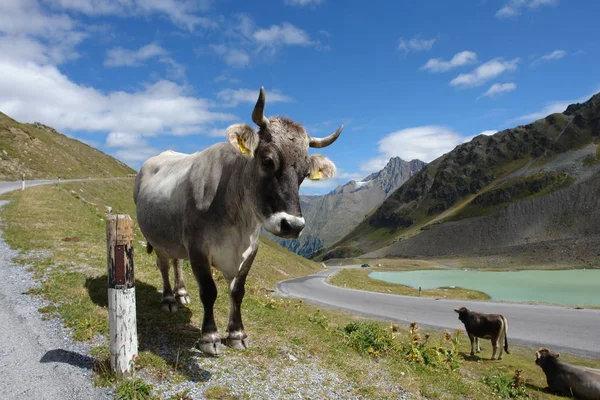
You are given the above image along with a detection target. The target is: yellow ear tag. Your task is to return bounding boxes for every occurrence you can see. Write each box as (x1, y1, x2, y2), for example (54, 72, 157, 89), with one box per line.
(237, 137, 250, 155)
(310, 170, 323, 180)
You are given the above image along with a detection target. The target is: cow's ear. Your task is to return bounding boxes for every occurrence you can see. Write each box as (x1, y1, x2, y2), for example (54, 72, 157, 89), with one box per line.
(555, 353, 560, 358)
(454, 309, 460, 313)
(535, 351, 541, 360)
(227, 124, 259, 157)
(308, 154, 336, 180)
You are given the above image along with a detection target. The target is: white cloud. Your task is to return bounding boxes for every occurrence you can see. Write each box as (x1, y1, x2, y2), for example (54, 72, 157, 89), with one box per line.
(496, 6, 520, 18)
(44, 0, 216, 31)
(360, 126, 464, 174)
(217, 88, 293, 107)
(528, 0, 559, 8)
(398, 35, 436, 53)
(104, 131, 159, 166)
(450, 58, 519, 88)
(213, 74, 240, 84)
(284, 0, 324, 7)
(300, 169, 362, 194)
(496, 0, 558, 18)
(421, 51, 478, 72)
(0, 60, 236, 141)
(104, 42, 186, 79)
(481, 82, 517, 98)
(511, 89, 598, 123)
(0, 0, 86, 65)
(359, 158, 391, 174)
(105, 132, 143, 148)
(114, 145, 161, 165)
(209, 17, 320, 67)
(477, 130, 499, 136)
(253, 23, 313, 48)
(104, 43, 167, 67)
(210, 45, 250, 68)
(531, 49, 567, 66)
(463, 129, 499, 143)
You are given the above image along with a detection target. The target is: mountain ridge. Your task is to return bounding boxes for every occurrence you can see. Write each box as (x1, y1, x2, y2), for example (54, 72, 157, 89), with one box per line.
(320, 92, 600, 262)
(275, 156, 425, 257)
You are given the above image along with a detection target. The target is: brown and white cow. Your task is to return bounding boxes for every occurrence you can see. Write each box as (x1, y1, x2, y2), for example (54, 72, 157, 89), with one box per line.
(134, 87, 342, 355)
(536, 347, 600, 400)
(454, 307, 509, 360)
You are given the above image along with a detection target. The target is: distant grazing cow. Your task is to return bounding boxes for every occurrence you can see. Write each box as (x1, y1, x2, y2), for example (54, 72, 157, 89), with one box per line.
(454, 307, 509, 360)
(134, 88, 342, 356)
(536, 347, 600, 399)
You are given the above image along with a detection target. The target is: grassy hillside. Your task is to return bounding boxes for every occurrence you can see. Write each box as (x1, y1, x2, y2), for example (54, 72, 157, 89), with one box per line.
(0, 112, 134, 180)
(321, 93, 600, 260)
(3, 179, 598, 398)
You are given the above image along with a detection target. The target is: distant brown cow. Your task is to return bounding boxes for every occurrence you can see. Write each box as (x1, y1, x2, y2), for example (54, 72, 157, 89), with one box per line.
(536, 347, 600, 399)
(454, 307, 509, 360)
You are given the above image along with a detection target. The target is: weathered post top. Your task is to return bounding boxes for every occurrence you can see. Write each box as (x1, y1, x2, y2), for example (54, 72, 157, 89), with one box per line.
(107, 214, 135, 289)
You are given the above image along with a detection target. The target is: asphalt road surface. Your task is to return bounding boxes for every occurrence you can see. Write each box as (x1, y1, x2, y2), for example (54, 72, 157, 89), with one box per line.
(277, 268, 600, 358)
(0, 180, 111, 399)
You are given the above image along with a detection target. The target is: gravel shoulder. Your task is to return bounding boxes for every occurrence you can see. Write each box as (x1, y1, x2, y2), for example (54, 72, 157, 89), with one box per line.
(0, 188, 112, 399)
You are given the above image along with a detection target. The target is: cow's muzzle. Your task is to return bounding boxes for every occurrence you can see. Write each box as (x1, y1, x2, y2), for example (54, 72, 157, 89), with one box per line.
(264, 212, 305, 239)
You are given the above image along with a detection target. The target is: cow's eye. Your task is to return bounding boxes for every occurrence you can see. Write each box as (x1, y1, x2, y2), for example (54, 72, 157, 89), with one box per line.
(261, 157, 275, 170)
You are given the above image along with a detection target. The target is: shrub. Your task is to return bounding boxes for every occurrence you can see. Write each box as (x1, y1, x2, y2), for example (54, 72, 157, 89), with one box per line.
(483, 369, 528, 399)
(340, 322, 397, 357)
(115, 379, 154, 400)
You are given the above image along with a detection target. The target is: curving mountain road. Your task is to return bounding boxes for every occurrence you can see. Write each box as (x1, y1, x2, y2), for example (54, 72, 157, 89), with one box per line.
(277, 268, 600, 358)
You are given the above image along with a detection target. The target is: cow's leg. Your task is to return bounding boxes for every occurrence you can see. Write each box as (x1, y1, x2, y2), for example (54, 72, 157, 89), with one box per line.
(190, 251, 220, 356)
(468, 333, 476, 356)
(491, 336, 498, 360)
(497, 329, 505, 360)
(172, 259, 190, 305)
(226, 248, 257, 350)
(157, 257, 178, 312)
(476, 337, 481, 353)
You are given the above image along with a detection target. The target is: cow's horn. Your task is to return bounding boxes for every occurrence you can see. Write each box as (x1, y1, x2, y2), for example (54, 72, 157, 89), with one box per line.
(252, 87, 269, 129)
(309, 125, 344, 148)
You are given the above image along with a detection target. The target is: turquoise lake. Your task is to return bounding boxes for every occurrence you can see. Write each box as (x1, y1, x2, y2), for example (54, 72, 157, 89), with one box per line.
(368, 269, 600, 306)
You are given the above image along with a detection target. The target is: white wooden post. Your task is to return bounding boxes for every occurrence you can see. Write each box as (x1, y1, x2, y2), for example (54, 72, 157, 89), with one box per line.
(107, 214, 138, 377)
(21, 174, 25, 191)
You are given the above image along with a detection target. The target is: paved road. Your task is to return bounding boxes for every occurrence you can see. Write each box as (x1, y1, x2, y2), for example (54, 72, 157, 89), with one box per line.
(0, 180, 111, 399)
(277, 268, 600, 358)
(0, 176, 131, 193)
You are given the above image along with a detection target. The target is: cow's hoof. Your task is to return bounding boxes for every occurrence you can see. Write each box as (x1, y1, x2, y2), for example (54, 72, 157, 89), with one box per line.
(161, 297, 178, 312)
(498, 356, 503, 360)
(491, 357, 497, 360)
(197, 333, 221, 356)
(226, 337, 249, 350)
(176, 293, 190, 305)
(197, 341, 221, 356)
(470, 352, 475, 356)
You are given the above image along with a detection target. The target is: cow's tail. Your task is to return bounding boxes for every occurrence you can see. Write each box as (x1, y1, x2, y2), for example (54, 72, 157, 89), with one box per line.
(502, 316, 510, 354)
(146, 241, 153, 254)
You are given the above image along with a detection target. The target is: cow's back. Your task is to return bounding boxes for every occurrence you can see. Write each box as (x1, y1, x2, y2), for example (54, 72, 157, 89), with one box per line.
(571, 365, 600, 399)
(134, 150, 198, 258)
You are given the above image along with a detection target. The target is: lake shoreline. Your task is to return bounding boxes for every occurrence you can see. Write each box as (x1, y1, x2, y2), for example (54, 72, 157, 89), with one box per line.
(369, 268, 600, 307)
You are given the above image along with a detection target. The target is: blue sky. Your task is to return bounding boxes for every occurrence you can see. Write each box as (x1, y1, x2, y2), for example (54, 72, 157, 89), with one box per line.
(0, 0, 598, 194)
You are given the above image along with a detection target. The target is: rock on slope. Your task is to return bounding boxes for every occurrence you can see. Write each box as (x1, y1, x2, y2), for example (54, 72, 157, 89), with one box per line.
(323, 92, 600, 262)
(276, 157, 425, 257)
